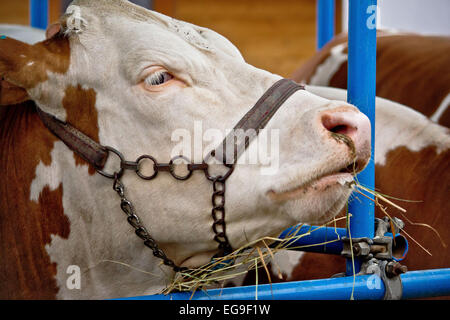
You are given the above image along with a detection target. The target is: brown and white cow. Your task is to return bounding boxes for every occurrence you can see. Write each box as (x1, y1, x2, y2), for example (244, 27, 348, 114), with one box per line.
(0, 0, 372, 299)
(293, 32, 450, 127)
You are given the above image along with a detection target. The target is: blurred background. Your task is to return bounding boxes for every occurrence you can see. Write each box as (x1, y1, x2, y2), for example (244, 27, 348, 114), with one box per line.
(0, 0, 448, 78)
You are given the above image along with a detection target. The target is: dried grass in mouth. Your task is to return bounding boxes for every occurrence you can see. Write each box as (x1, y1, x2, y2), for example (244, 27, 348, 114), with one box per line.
(163, 215, 349, 295)
(162, 176, 445, 297)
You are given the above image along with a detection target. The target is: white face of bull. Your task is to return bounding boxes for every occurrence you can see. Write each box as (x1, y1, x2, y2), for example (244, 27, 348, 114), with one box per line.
(0, 0, 370, 298)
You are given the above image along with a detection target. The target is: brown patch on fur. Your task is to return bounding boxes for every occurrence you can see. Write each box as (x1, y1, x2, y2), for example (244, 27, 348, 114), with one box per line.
(0, 101, 70, 299)
(62, 85, 100, 175)
(290, 253, 344, 280)
(0, 32, 70, 89)
(375, 35, 450, 126)
(0, 79, 30, 106)
(375, 146, 449, 271)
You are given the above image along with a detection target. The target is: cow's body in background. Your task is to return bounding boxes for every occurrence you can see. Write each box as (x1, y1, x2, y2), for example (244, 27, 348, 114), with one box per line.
(293, 32, 450, 127)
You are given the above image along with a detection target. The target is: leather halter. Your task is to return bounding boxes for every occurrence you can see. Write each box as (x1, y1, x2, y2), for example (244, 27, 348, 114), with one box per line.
(36, 78, 304, 271)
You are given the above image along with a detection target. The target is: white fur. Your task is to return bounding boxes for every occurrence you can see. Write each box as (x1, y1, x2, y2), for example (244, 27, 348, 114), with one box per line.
(27, 1, 370, 298)
(310, 43, 347, 86)
(430, 93, 450, 123)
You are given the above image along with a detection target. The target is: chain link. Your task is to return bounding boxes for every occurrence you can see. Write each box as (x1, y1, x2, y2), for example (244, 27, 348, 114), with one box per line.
(105, 150, 235, 272)
(112, 173, 187, 272)
(211, 176, 232, 256)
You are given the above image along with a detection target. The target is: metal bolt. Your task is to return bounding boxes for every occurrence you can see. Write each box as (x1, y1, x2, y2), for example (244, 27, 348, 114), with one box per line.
(385, 261, 408, 278)
(353, 242, 371, 257)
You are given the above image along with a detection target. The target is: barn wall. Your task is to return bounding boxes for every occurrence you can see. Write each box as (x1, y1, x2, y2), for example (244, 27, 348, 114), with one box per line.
(0, 0, 29, 25)
(167, 0, 319, 77)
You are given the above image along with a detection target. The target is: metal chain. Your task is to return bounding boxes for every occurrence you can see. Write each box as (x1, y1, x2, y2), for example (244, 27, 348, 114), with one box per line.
(100, 147, 235, 272)
(211, 176, 232, 257)
(112, 173, 187, 272)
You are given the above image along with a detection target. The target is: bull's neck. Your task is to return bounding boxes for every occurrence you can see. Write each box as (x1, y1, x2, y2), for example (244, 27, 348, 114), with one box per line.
(0, 102, 67, 299)
(0, 103, 170, 299)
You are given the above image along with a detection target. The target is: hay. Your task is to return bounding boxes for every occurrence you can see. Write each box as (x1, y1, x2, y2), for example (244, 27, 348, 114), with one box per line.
(161, 172, 444, 296)
(162, 216, 351, 295)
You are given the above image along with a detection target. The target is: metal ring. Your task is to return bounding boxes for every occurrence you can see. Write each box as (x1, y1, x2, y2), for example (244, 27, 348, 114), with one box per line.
(211, 207, 225, 220)
(169, 155, 193, 180)
(212, 193, 225, 207)
(213, 180, 225, 193)
(96, 146, 125, 179)
(212, 219, 225, 234)
(203, 150, 235, 182)
(136, 155, 159, 180)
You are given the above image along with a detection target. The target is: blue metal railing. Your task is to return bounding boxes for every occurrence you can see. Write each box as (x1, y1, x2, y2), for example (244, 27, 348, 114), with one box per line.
(346, 0, 377, 274)
(276, 225, 408, 261)
(316, 0, 335, 49)
(125, 268, 450, 300)
(30, 0, 49, 30)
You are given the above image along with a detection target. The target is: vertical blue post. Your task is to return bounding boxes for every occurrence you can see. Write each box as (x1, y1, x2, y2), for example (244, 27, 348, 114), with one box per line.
(316, 0, 335, 50)
(346, 0, 377, 274)
(30, 0, 49, 30)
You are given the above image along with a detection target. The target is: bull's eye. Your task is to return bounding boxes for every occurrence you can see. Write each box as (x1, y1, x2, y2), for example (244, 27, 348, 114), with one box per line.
(144, 70, 173, 86)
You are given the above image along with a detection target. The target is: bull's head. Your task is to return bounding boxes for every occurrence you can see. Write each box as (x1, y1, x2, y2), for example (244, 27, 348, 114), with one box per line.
(0, 0, 370, 298)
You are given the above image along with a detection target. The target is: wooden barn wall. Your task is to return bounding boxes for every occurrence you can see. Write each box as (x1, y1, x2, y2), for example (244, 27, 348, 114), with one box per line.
(157, 0, 342, 78)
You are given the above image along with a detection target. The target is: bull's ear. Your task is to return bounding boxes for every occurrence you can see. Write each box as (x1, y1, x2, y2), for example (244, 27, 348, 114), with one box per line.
(46, 23, 62, 40)
(0, 32, 69, 100)
(0, 36, 36, 106)
(0, 36, 34, 105)
(0, 36, 37, 89)
(0, 77, 30, 106)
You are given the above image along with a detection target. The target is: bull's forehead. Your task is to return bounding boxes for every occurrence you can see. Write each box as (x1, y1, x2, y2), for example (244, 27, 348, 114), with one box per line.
(70, 0, 174, 24)
(66, 0, 242, 67)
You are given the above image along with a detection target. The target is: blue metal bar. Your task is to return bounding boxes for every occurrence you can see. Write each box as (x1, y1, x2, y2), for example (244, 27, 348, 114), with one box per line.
(401, 268, 450, 299)
(316, 0, 335, 50)
(275, 225, 344, 254)
(346, 0, 377, 274)
(126, 274, 385, 300)
(122, 268, 450, 300)
(276, 225, 408, 261)
(30, 0, 49, 30)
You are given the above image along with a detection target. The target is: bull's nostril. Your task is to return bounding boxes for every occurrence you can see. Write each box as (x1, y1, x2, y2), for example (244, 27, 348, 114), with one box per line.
(330, 124, 353, 135)
(322, 114, 357, 137)
(321, 109, 371, 174)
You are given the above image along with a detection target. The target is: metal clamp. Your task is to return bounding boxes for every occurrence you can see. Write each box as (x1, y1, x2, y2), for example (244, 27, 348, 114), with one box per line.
(341, 237, 392, 260)
(358, 259, 406, 300)
(341, 217, 408, 299)
(341, 217, 406, 261)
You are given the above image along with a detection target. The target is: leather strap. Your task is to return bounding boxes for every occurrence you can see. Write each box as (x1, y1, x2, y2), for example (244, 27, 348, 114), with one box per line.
(36, 79, 303, 171)
(36, 107, 108, 170)
(214, 79, 304, 164)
